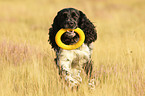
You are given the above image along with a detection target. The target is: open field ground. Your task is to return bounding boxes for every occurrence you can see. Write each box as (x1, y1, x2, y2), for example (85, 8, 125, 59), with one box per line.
(0, 0, 145, 96)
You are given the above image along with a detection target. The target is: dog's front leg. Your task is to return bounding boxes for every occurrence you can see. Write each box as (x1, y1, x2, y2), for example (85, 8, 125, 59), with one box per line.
(57, 50, 82, 88)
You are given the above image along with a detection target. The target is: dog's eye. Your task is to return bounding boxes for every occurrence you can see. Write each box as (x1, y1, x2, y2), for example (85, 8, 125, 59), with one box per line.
(62, 13, 67, 18)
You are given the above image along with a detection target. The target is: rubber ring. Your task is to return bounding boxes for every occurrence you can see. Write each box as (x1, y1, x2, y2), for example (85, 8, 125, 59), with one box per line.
(55, 28, 85, 50)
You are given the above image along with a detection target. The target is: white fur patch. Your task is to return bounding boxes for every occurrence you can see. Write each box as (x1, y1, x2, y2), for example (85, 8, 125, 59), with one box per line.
(56, 43, 92, 87)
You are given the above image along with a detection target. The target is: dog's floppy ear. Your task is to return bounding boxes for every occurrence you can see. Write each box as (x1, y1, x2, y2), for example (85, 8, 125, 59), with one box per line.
(78, 11, 97, 44)
(49, 14, 60, 51)
(52, 14, 61, 31)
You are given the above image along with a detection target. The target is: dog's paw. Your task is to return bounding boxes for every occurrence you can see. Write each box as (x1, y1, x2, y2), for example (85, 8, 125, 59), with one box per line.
(65, 75, 82, 87)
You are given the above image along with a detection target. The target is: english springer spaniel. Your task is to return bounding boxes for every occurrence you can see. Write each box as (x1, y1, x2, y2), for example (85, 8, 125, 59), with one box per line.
(49, 8, 97, 89)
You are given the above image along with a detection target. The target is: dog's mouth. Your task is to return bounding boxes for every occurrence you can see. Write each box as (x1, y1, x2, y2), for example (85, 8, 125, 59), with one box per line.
(61, 30, 79, 45)
(65, 30, 76, 38)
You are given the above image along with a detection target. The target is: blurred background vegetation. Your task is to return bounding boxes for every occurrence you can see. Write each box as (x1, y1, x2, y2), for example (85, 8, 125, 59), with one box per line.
(0, 0, 145, 96)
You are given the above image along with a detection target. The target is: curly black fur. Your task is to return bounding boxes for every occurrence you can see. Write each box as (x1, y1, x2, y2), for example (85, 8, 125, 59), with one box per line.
(49, 8, 97, 51)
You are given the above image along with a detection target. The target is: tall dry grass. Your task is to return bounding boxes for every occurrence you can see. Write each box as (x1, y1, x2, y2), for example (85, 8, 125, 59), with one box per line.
(0, 0, 145, 96)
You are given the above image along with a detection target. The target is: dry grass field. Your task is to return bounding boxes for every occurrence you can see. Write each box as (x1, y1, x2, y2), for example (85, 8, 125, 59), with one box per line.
(0, 0, 145, 96)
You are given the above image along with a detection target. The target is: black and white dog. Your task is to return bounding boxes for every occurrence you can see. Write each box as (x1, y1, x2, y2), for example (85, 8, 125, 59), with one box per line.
(49, 8, 97, 88)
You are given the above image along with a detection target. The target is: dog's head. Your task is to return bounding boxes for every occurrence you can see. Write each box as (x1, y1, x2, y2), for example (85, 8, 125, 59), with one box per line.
(49, 8, 97, 50)
(56, 8, 80, 29)
(53, 8, 80, 41)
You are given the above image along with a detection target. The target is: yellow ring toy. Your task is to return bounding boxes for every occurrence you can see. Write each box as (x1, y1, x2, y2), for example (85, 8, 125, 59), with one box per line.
(55, 28, 85, 50)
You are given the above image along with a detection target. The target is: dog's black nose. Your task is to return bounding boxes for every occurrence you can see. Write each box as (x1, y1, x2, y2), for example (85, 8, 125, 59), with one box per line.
(63, 20, 76, 29)
(66, 21, 74, 27)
